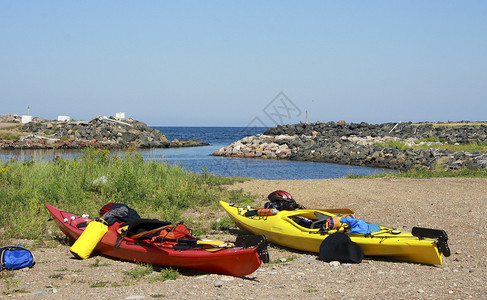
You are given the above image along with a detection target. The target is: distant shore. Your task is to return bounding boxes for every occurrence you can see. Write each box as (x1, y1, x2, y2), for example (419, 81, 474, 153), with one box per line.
(0, 114, 208, 150)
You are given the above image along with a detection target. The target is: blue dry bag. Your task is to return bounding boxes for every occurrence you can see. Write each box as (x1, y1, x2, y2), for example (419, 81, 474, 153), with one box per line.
(0, 244, 35, 271)
(339, 217, 382, 234)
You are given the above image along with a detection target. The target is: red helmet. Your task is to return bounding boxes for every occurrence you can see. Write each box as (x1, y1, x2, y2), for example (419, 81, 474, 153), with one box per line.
(99, 202, 115, 216)
(268, 190, 294, 203)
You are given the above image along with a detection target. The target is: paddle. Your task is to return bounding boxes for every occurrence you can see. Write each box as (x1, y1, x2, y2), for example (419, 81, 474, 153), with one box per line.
(160, 238, 233, 252)
(159, 238, 230, 247)
(245, 207, 354, 215)
(314, 208, 355, 215)
(128, 224, 176, 239)
(197, 240, 234, 252)
(197, 239, 232, 248)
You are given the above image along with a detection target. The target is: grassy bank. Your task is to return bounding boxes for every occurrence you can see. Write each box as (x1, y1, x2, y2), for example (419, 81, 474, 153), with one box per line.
(0, 124, 24, 141)
(348, 168, 487, 178)
(413, 122, 487, 127)
(374, 140, 487, 152)
(0, 148, 252, 242)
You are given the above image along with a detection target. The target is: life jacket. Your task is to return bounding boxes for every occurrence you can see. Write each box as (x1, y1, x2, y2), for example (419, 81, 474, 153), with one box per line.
(154, 223, 199, 250)
(158, 223, 191, 240)
(115, 218, 172, 248)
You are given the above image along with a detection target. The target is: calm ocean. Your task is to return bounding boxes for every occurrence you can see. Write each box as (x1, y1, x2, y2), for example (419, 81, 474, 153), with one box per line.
(0, 127, 391, 180)
(145, 127, 390, 180)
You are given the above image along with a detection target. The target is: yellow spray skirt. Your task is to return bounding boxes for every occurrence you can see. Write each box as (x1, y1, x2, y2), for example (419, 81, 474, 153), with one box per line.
(70, 220, 108, 259)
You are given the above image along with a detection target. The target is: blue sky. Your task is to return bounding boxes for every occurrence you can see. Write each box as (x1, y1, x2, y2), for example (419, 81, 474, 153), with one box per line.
(1, 1, 486, 126)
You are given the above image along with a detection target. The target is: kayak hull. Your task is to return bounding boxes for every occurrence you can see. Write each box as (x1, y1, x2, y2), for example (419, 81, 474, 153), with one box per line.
(220, 201, 446, 265)
(46, 204, 262, 276)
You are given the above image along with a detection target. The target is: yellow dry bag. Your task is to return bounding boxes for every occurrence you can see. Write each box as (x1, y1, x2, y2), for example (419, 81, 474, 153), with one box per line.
(70, 219, 108, 259)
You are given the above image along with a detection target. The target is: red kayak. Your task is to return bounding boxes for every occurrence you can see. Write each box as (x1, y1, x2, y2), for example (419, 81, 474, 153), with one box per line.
(45, 204, 268, 277)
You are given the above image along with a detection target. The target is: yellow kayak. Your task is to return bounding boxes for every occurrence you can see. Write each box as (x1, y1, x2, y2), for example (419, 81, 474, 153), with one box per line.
(220, 201, 450, 265)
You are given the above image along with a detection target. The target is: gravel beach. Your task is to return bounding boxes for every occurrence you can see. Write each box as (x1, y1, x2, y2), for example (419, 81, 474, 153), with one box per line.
(2, 177, 486, 299)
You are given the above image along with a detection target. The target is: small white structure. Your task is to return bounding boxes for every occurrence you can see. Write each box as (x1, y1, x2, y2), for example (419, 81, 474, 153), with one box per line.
(58, 115, 71, 122)
(21, 115, 32, 123)
(115, 112, 126, 120)
(21, 105, 32, 123)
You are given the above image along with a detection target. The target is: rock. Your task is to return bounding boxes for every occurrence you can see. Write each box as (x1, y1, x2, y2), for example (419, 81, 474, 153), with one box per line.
(213, 121, 487, 171)
(329, 261, 341, 267)
(1, 115, 205, 150)
(220, 275, 235, 281)
(125, 296, 145, 300)
(30, 290, 49, 296)
(213, 279, 223, 287)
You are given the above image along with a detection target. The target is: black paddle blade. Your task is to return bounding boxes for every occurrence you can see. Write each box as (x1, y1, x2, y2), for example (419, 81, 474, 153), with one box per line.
(412, 227, 451, 257)
(319, 232, 364, 263)
(235, 234, 270, 264)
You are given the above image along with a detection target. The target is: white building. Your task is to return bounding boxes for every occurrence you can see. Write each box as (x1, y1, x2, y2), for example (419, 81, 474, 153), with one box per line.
(58, 116, 71, 122)
(115, 112, 126, 120)
(21, 115, 32, 123)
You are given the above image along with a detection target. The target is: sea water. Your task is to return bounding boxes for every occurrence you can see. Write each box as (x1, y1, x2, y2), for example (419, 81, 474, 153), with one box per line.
(0, 127, 392, 180)
(143, 127, 391, 180)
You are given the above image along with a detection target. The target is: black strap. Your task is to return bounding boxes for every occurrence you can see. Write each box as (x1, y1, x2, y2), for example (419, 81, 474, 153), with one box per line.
(115, 231, 128, 248)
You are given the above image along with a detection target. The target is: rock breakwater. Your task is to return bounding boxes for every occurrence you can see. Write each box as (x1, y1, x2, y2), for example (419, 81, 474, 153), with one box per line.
(0, 115, 208, 150)
(213, 121, 487, 171)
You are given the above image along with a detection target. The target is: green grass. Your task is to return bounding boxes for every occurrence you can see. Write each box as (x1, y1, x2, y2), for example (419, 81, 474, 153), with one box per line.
(123, 264, 153, 280)
(414, 122, 487, 127)
(374, 140, 487, 152)
(347, 168, 487, 178)
(269, 256, 295, 264)
(0, 133, 22, 140)
(0, 125, 22, 131)
(2, 276, 26, 295)
(415, 137, 446, 143)
(149, 267, 179, 282)
(48, 273, 64, 279)
(122, 264, 179, 283)
(210, 216, 235, 231)
(0, 147, 250, 240)
(89, 280, 108, 288)
(89, 258, 110, 267)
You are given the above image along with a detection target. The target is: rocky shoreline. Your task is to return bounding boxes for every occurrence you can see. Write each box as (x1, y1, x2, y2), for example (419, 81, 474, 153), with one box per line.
(0, 115, 208, 150)
(213, 121, 487, 171)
